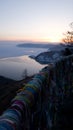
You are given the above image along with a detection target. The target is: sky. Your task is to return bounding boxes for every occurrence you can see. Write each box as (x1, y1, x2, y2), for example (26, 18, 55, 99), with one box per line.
(0, 0, 73, 43)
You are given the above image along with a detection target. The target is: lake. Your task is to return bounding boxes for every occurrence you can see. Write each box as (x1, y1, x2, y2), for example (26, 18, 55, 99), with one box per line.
(0, 42, 47, 80)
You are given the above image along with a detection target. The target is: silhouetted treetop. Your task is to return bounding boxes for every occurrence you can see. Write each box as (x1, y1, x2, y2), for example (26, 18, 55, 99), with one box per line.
(62, 22, 73, 45)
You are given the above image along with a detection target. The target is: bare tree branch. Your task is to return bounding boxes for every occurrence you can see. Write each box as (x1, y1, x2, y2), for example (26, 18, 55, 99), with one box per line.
(62, 22, 73, 45)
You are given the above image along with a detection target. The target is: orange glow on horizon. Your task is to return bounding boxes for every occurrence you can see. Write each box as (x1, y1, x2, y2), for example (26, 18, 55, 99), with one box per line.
(0, 35, 62, 43)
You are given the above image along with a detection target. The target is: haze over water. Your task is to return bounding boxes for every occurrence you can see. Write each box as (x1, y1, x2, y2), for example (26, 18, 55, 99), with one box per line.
(0, 41, 47, 80)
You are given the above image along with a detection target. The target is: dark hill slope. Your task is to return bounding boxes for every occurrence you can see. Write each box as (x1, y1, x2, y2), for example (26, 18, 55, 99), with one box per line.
(0, 76, 33, 115)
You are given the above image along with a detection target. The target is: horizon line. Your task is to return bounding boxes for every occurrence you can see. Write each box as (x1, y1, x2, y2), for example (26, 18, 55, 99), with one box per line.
(0, 39, 62, 44)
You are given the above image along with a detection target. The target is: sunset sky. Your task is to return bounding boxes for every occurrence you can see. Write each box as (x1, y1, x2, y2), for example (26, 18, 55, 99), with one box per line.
(0, 0, 73, 42)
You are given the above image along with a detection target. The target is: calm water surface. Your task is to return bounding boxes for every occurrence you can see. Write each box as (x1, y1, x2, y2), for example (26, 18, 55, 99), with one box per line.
(0, 42, 47, 80)
(0, 55, 46, 80)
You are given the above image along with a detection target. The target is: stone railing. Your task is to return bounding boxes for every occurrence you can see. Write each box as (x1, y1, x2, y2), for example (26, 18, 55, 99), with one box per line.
(0, 55, 73, 130)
